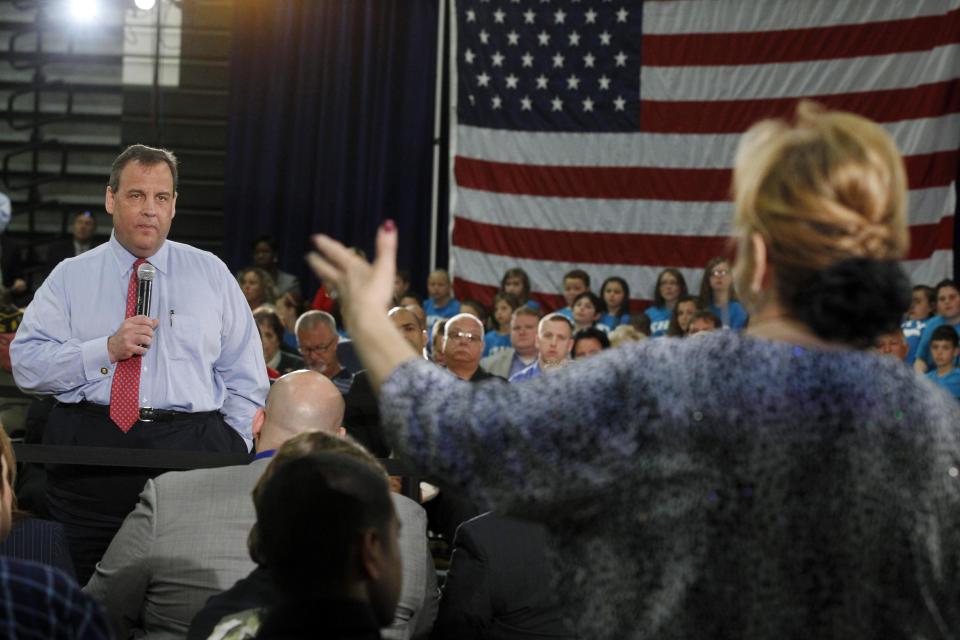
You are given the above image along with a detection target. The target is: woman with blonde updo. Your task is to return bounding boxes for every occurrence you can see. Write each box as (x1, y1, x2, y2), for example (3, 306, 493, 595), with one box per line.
(307, 103, 960, 640)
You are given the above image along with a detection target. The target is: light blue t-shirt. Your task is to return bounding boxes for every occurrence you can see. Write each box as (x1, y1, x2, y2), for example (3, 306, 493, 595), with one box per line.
(644, 306, 672, 337)
(709, 301, 748, 330)
(599, 313, 631, 331)
(927, 367, 960, 399)
(482, 331, 512, 358)
(424, 298, 461, 334)
(900, 317, 928, 364)
(914, 316, 960, 369)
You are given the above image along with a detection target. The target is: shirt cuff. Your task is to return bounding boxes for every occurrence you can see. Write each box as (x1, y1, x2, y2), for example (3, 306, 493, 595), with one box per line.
(82, 336, 114, 382)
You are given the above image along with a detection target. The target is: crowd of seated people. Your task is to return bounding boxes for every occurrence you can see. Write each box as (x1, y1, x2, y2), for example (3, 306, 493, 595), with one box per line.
(4, 226, 960, 640)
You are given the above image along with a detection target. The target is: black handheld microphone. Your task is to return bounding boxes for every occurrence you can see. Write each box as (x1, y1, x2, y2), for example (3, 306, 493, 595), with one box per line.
(136, 262, 156, 317)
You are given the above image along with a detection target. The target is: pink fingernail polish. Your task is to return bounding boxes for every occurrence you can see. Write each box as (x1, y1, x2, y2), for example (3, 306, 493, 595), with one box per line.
(383, 219, 396, 232)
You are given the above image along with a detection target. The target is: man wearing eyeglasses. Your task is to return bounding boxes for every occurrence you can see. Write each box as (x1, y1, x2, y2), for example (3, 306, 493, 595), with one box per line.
(442, 313, 498, 382)
(295, 310, 354, 394)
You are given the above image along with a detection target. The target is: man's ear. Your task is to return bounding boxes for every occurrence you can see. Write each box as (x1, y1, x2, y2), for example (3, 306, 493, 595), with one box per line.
(358, 527, 384, 580)
(251, 408, 266, 444)
(105, 186, 116, 216)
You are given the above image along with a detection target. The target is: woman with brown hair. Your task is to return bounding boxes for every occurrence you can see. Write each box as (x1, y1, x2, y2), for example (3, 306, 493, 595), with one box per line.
(307, 103, 959, 640)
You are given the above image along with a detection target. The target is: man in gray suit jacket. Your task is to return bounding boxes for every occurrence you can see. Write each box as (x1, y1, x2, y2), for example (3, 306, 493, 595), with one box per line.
(83, 370, 437, 639)
(480, 307, 540, 379)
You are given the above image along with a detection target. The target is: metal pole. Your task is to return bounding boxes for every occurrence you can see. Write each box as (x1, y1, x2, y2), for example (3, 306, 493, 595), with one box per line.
(428, 0, 447, 271)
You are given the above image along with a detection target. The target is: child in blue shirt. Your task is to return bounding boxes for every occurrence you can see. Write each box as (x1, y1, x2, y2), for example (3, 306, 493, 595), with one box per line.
(423, 269, 461, 331)
(483, 292, 518, 357)
(901, 284, 934, 364)
(556, 269, 590, 320)
(599, 276, 631, 330)
(926, 324, 960, 400)
(913, 279, 960, 373)
(644, 268, 688, 337)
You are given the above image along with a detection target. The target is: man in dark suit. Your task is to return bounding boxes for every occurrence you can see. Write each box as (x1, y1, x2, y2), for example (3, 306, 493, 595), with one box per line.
(432, 512, 575, 640)
(45, 211, 99, 267)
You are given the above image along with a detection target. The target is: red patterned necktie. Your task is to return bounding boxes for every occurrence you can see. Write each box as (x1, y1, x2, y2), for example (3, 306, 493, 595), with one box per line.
(110, 258, 146, 432)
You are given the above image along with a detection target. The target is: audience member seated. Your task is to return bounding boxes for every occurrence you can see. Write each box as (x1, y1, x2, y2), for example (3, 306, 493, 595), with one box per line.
(500, 267, 540, 312)
(481, 306, 540, 379)
(424, 270, 461, 331)
(345, 306, 428, 457)
(572, 327, 610, 359)
(902, 284, 935, 364)
(509, 314, 575, 382)
(555, 269, 589, 320)
(874, 330, 909, 362)
(46, 211, 100, 266)
(0, 428, 75, 578)
(483, 293, 519, 358)
(84, 370, 345, 638)
(914, 279, 960, 374)
(432, 512, 574, 640)
(188, 432, 437, 640)
(296, 310, 354, 394)
(688, 310, 721, 336)
(644, 268, 688, 337)
(274, 292, 301, 352)
(0, 424, 111, 639)
(238, 267, 277, 311)
(571, 292, 607, 335)
(254, 307, 304, 377)
(443, 314, 499, 382)
(258, 452, 403, 639)
(925, 325, 960, 400)
(698, 257, 748, 330)
(598, 276, 631, 331)
(667, 295, 700, 337)
(249, 235, 301, 300)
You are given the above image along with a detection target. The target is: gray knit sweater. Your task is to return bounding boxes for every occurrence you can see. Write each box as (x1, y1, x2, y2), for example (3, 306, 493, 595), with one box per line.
(381, 330, 960, 639)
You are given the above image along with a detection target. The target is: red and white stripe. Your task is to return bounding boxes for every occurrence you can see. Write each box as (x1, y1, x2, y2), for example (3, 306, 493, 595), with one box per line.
(449, 0, 960, 310)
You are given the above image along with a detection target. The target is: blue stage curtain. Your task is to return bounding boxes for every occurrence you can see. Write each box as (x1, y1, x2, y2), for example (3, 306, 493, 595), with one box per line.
(223, 0, 442, 300)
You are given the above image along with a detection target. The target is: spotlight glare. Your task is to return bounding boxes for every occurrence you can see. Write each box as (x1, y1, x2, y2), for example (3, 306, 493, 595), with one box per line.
(69, 0, 98, 22)
(134, 0, 157, 9)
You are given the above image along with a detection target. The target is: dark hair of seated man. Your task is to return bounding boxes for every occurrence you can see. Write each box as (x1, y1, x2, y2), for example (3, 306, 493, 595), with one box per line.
(252, 452, 402, 638)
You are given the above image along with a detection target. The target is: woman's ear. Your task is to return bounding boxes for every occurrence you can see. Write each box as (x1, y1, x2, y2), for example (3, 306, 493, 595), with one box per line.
(750, 232, 768, 295)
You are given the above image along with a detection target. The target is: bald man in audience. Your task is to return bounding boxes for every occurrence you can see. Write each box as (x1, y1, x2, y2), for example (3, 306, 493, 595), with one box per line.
(345, 306, 427, 457)
(84, 370, 345, 639)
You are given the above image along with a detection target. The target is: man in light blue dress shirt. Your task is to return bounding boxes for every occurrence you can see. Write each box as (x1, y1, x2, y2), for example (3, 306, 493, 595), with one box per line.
(10, 144, 269, 583)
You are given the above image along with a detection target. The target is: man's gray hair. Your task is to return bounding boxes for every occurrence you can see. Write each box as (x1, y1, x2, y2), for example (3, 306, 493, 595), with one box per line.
(295, 310, 337, 335)
(444, 313, 484, 339)
(109, 144, 178, 192)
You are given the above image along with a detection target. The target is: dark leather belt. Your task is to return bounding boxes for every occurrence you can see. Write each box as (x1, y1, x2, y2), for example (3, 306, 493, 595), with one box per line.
(69, 401, 211, 423)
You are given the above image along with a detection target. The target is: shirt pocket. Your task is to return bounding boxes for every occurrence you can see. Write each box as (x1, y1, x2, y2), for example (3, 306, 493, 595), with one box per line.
(167, 314, 207, 361)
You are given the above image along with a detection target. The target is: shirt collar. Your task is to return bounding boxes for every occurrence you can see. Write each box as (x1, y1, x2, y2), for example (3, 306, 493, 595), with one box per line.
(108, 231, 170, 276)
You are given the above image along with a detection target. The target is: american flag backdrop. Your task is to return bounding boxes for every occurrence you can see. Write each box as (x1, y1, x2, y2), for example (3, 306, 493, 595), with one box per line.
(447, 0, 960, 311)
